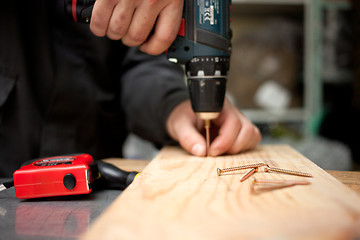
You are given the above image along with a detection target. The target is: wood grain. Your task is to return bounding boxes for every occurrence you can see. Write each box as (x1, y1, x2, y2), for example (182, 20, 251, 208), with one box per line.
(104, 159, 360, 194)
(83, 145, 360, 240)
(327, 170, 360, 194)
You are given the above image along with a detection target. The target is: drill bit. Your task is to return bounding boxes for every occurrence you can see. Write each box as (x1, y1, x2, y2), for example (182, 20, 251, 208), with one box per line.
(204, 119, 211, 156)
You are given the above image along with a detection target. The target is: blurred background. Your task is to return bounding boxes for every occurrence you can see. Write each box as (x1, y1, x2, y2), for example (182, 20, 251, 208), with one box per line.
(124, 0, 360, 171)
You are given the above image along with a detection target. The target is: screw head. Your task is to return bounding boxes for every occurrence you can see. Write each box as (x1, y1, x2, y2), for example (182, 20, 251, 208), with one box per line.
(217, 168, 222, 176)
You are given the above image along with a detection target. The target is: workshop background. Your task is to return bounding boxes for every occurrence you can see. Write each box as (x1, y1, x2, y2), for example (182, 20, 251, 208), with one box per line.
(123, 0, 360, 171)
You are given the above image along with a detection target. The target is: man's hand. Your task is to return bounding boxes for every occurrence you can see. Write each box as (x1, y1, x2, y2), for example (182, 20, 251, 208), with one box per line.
(166, 99, 262, 157)
(90, 0, 183, 55)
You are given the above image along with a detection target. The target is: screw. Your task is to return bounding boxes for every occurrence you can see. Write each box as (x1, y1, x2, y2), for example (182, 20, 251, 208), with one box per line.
(217, 163, 266, 176)
(240, 168, 258, 182)
(253, 178, 310, 186)
(251, 178, 311, 193)
(204, 120, 211, 157)
(264, 165, 313, 178)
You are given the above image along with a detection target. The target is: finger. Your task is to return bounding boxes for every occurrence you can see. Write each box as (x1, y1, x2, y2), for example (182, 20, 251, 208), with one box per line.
(226, 120, 261, 154)
(177, 122, 207, 157)
(166, 100, 206, 157)
(90, 0, 116, 36)
(106, 1, 136, 40)
(239, 114, 261, 150)
(121, 2, 161, 47)
(247, 125, 261, 150)
(252, 126, 262, 148)
(208, 109, 242, 157)
(139, 2, 183, 55)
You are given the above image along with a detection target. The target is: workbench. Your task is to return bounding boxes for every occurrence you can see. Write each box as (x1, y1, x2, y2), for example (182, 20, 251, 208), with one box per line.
(0, 154, 359, 240)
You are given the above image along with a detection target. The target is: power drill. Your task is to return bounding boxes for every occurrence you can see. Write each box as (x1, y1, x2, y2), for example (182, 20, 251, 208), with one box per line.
(65, 0, 232, 153)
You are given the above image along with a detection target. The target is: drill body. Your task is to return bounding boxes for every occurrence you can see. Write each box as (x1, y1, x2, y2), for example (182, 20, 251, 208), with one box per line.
(65, 0, 232, 121)
(168, 0, 232, 120)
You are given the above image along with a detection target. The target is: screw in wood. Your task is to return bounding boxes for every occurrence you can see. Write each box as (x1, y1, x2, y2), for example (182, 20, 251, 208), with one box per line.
(204, 119, 211, 157)
(264, 165, 313, 178)
(251, 178, 311, 193)
(252, 178, 310, 186)
(240, 168, 258, 182)
(217, 163, 266, 176)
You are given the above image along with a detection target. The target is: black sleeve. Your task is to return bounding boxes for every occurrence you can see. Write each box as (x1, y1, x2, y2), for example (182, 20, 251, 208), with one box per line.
(119, 48, 189, 146)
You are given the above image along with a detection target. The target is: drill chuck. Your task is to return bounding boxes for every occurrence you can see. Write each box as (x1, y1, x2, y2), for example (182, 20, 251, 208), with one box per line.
(186, 56, 230, 120)
(187, 77, 226, 120)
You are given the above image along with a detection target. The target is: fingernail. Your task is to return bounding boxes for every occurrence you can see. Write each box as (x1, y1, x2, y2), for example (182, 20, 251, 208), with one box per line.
(191, 143, 205, 156)
(210, 149, 219, 157)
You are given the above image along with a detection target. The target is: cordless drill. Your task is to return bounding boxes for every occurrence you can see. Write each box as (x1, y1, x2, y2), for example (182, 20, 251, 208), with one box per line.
(65, 0, 232, 153)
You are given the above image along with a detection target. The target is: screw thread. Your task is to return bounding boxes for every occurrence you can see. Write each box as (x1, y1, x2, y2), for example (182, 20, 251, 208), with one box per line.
(217, 163, 266, 176)
(265, 166, 313, 177)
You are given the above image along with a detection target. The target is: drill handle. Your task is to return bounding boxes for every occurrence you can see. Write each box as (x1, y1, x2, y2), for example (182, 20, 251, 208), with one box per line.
(93, 161, 138, 190)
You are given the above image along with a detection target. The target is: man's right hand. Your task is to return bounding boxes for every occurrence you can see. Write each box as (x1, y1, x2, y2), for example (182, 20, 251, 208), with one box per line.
(90, 0, 184, 55)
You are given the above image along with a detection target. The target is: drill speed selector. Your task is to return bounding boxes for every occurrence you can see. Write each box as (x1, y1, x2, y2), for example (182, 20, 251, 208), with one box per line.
(186, 56, 230, 77)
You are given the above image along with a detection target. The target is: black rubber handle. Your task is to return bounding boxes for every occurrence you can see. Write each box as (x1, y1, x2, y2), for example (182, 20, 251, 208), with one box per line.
(94, 161, 138, 190)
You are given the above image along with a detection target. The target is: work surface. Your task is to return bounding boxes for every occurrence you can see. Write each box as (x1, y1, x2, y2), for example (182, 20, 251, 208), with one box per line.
(83, 145, 360, 240)
(0, 184, 120, 240)
(1, 145, 360, 240)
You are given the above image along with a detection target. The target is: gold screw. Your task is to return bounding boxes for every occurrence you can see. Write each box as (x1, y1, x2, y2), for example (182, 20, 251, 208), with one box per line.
(253, 178, 310, 186)
(204, 120, 211, 157)
(264, 165, 313, 178)
(240, 168, 258, 182)
(251, 178, 311, 193)
(217, 163, 266, 176)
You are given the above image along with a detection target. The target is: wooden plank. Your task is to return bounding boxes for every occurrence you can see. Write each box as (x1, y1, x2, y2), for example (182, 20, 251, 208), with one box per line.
(103, 159, 150, 173)
(327, 170, 360, 194)
(103, 159, 360, 195)
(83, 145, 360, 240)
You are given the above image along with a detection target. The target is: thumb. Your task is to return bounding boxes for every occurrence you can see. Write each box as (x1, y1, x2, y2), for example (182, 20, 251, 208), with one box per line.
(166, 100, 206, 157)
(176, 123, 206, 157)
